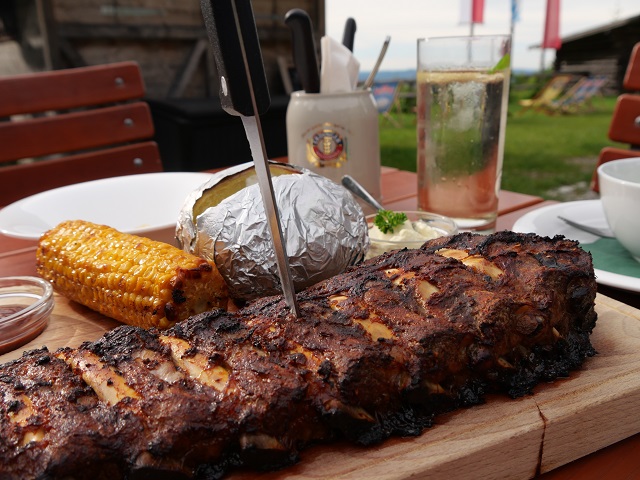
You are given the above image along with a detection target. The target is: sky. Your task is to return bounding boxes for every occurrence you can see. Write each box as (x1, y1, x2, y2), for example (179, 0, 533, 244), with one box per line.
(324, 0, 640, 73)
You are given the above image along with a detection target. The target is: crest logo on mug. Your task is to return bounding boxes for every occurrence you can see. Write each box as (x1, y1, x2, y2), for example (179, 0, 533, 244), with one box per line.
(306, 123, 347, 168)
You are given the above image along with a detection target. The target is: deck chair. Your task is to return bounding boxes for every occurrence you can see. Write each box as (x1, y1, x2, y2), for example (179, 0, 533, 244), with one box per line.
(0, 61, 162, 206)
(518, 74, 574, 114)
(372, 81, 403, 127)
(544, 75, 608, 115)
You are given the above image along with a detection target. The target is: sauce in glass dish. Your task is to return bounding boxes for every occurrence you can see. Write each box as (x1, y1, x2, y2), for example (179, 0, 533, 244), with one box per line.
(0, 305, 26, 319)
(0, 276, 54, 355)
(365, 211, 458, 259)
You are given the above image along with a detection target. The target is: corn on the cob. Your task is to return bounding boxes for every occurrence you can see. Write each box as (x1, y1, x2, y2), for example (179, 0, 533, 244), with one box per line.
(36, 220, 228, 329)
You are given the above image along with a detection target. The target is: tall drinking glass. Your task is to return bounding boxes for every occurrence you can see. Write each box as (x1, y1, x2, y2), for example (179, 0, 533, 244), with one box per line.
(417, 35, 511, 233)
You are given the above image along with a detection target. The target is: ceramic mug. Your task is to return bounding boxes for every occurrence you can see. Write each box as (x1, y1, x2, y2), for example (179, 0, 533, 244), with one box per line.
(286, 89, 381, 202)
(598, 157, 640, 262)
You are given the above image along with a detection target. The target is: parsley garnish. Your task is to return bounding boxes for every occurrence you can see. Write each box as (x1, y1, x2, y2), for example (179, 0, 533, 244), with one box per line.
(374, 210, 408, 234)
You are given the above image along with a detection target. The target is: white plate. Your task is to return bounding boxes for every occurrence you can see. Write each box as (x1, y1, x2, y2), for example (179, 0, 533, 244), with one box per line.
(513, 199, 640, 293)
(0, 172, 212, 240)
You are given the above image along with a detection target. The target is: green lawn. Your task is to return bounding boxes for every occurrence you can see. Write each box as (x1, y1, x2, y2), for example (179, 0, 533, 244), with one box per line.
(379, 88, 622, 200)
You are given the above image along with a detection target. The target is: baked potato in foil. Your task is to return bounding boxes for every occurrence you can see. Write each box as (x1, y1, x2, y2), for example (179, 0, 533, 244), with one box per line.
(176, 162, 369, 300)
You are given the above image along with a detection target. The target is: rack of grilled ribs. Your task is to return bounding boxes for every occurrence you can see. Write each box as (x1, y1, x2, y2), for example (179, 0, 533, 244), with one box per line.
(0, 231, 597, 479)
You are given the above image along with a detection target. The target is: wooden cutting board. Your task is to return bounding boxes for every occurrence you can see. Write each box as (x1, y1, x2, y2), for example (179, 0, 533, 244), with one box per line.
(1, 293, 639, 479)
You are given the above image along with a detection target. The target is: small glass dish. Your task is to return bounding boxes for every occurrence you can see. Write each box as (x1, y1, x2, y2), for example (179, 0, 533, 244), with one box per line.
(0, 276, 54, 355)
(365, 211, 458, 259)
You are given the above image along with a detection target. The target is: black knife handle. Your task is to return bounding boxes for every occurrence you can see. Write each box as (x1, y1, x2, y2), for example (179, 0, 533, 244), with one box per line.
(284, 8, 320, 94)
(200, 0, 270, 116)
(342, 17, 356, 52)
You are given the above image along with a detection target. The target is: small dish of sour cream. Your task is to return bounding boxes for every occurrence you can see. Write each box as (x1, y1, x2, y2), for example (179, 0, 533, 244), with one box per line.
(365, 211, 458, 259)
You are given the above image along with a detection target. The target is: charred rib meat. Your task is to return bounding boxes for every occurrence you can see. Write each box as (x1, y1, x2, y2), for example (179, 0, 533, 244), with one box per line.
(0, 232, 598, 479)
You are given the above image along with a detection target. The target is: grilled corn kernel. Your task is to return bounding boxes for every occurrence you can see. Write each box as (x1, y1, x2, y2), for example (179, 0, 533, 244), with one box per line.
(36, 220, 228, 329)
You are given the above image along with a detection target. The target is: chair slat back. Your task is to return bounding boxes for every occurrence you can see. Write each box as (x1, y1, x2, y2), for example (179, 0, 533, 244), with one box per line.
(0, 61, 144, 118)
(624, 43, 640, 91)
(0, 62, 163, 207)
(0, 103, 154, 162)
(608, 94, 640, 146)
(0, 143, 162, 207)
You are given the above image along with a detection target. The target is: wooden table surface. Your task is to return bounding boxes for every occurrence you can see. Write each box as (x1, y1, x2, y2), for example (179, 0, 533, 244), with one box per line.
(1, 167, 639, 479)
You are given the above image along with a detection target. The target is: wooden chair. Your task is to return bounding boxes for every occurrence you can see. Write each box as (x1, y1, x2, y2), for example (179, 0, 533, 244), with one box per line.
(0, 61, 162, 207)
(591, 44, 640, 192)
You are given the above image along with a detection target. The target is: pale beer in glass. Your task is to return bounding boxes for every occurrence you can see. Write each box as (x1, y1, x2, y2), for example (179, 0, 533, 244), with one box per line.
(417, 35, 511, 232)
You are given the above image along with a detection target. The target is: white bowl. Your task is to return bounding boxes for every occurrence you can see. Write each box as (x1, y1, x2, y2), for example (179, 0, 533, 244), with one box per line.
(0, 172, 212, 243)
(598, 157, 640, 262)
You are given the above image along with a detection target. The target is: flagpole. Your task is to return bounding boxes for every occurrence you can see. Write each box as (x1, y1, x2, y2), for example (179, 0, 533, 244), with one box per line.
(540, 0, 547, 72)
(510, 1, 516, 70)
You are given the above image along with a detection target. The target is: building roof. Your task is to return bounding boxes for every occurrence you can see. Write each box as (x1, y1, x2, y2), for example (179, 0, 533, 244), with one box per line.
(560, 13, 640, 44)
(530, 13, 640, 49)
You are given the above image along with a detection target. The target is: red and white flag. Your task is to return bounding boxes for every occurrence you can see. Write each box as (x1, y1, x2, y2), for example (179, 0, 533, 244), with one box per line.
(459, 0, 485, 24)
(542, 0, 561, 49)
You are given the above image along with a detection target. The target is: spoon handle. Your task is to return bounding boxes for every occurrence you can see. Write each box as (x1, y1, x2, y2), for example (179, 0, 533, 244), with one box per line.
(341, 175, 384, 211)
(363, 36, 391, 89)
(558, 216, 615, 238)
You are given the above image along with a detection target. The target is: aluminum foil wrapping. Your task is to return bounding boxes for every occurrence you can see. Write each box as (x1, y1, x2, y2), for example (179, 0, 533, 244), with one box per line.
(176, 162, 369, 300)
